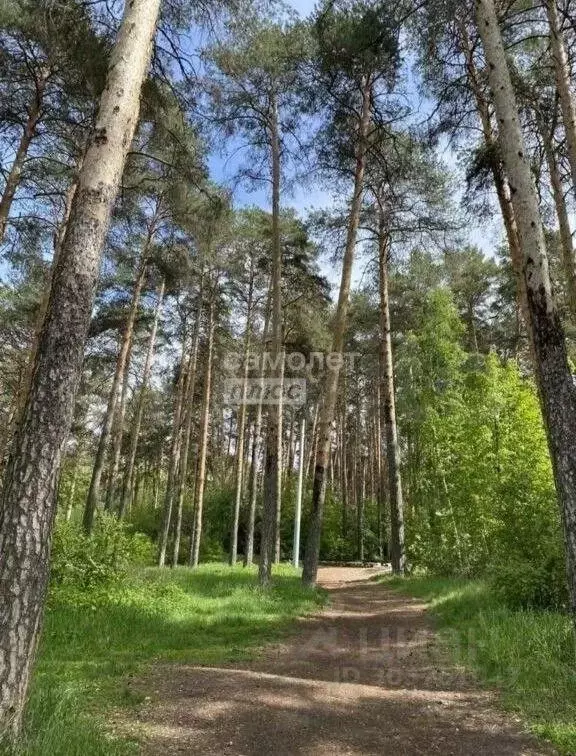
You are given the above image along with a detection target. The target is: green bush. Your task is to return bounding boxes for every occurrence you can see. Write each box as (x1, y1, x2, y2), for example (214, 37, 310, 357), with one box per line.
(490, 552, 569, 611)
(51, 514, 154, 590)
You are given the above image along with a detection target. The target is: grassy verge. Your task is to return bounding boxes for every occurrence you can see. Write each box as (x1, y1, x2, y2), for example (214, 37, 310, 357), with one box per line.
(18, 564, 325, 755)
(382, 575, 576, 753)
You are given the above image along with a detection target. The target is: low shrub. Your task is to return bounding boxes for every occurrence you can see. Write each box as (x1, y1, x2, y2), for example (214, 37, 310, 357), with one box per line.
(490, 551, 568, 611)
(50, 514, 154, 590)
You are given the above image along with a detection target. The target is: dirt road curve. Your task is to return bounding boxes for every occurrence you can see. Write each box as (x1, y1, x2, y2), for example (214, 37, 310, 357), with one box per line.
(126, 567, 555, 755)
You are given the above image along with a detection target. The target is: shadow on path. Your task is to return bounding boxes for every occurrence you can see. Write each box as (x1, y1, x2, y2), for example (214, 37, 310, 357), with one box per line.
(119, 567, 555, 755)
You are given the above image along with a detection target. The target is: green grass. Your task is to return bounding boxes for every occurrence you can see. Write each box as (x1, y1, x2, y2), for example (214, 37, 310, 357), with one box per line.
(382, 575, 576, 754)
(17, 564, 325, 756)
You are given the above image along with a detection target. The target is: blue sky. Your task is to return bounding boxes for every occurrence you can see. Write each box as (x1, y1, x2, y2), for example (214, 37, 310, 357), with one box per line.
(206, 0, 505, 291)
(0, 0, 504, 294)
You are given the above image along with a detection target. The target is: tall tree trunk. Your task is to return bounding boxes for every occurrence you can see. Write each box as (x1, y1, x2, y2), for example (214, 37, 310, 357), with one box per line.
(119, 278, 165, 519)
(340, 410, 348, 538)
(83, 252, 148, 532)
(157, 331, 189, 566)
(541, 123, 576, 322)
(274, 354, 285, 565)
(293, 416, 306, 569)
(0, 0, 160, 736)
(286, 409, 295, 480)
(230, 262, 254, 565)
(106, 212, 160, 512)
(456, 17, 531, 333)
(375, 383, 385, 562)
(477, 0, 576, 616)
(172, 284, 204, 567)
(245, 399, 263, 568)
(103, 338, 133, 512)
(307, 402, 319, 479)
(357, 448, 365, 564)
(260, 92, 284, 586)
(546, 0, 576, 197)
(302, 76, 372, 587)
(0, 68, 49, 243)
(377, 209, 405, 575)
(190, 296, 216, 567)
(244, 284, 272, 567)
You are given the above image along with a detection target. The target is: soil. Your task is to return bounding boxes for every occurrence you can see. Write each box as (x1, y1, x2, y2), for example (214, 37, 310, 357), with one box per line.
(118, 566, 556, 755)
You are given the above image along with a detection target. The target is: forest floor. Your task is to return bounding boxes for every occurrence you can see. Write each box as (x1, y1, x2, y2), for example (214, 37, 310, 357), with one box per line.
(120, 567, 554, 755)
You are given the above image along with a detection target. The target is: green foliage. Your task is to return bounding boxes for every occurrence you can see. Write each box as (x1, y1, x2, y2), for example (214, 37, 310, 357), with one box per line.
(383, 576, 576, 754)
(315, 0, 400, 85)
(490, 553, 569, 612)
(50, 515, 154, 591)
(394, 277, 560, 580)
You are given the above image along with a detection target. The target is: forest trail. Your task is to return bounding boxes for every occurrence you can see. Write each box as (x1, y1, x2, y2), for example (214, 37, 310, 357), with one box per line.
(124, 568, 555, 755)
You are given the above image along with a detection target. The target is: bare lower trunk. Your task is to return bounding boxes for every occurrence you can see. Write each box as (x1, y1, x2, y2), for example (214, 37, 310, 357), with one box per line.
(546, 0, 576, 197)
(293, 416, 306, 568)
(307, 403, 319, 479)
(477, 0, 576, 616)
(340, 409, 348, 538)
(0, 0, 160, 736)
(106, 217, 160, 512)
(230, 263, 254, 564)
(84, 253, 148, 532)
(172, 284, 204, 566)
(260, 93, 284, 585)
(377, 210, 405, 575)
(104, 341, 133, 512)
(0, 69, 49, 243)
(190, 296, 216, 567)
(302, 76, 372, 587)
(274, 357, 285, 565)
(357, 448, 366, 563)
(375, 384, 385, 561)
(158, 333, 189, 567)
(119, 279, 165, 519)
(245, 403, 263, 566)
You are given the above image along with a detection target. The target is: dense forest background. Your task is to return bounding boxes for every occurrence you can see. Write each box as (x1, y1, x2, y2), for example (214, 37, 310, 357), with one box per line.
(1, 0, 576, 749)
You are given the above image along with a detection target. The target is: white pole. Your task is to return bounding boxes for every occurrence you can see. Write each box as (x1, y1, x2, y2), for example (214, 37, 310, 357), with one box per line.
(293, 416, 306, 568)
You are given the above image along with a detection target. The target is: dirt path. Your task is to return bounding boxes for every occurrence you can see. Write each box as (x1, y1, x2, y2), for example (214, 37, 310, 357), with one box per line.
(124, 567, 555, 755)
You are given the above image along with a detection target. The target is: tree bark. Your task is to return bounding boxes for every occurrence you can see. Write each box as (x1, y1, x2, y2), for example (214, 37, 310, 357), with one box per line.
(377, 209, 405, 575)
(302, 76, 372, 586)
(0, 68, 49, 243)
(260, 92, 284, 585)
(119, 278, 165, 519)
(0, 0, 160, 736)
(190, 295, 216, 567)
(545, 0, 576, 198)
(476, 0, 576, 616)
